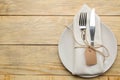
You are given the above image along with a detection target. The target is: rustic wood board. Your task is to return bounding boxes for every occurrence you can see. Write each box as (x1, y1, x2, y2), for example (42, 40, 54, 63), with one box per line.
(0, 0, 120, 80)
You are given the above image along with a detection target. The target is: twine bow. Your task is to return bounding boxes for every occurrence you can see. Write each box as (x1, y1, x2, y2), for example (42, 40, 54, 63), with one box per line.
(65, 26, 109, 62)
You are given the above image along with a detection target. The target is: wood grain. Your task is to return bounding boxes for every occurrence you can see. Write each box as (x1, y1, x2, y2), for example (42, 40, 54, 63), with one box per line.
(0, 16, 119, 45)
(2, 75, 108, 80)
(0, 45, 119, 75)
(108, 76, 120, 80)
(1, 75, 120, 80)
(0, 0, 120, 15)
(0, 45, 68, 75)
(0, 0, 120, 79)
(0, 75, 109, 80)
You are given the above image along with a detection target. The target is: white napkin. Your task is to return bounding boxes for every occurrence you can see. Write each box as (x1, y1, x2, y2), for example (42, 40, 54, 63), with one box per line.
(72, 5, 104, 75)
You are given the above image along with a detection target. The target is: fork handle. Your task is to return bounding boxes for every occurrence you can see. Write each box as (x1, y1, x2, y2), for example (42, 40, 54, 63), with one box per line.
(81, 30, 86, 40)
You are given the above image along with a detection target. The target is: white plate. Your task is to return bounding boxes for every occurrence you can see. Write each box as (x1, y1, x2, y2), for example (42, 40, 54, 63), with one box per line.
(58, 23, 117, 78)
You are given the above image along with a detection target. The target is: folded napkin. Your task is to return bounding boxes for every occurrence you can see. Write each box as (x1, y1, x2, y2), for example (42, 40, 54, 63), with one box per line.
(72, 5, 104, 75)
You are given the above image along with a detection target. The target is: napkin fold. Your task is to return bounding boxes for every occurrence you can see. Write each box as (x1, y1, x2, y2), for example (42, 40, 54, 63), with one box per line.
(72, 5, 104, 75)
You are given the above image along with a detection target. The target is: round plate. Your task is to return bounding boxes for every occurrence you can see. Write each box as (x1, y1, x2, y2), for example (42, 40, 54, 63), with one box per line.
(58, 23, 117, 78)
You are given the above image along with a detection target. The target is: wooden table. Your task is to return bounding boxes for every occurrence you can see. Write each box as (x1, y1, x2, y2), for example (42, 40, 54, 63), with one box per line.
(0, 0, 120, 80)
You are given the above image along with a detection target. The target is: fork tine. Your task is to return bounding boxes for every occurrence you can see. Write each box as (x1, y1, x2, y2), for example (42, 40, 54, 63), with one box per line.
(83, 13, 85, 26)
(79, 13, 82, 26)
(85, 13, 87, 26)
(81, 13, 83, 26)
(84, 13, 86, 26)
(79, 13, 81, 25)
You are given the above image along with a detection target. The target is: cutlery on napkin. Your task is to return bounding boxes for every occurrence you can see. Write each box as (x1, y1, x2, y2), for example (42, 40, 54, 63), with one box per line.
(72, 5, 104, 75)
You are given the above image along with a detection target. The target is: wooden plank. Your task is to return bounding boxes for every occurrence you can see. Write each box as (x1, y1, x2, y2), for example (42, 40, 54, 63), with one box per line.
(0, 75, 109, 80)
(2, 75, 120, 80)
(0, 75, 116, 80)
(0, 75, 4, 80)
(3, 75, 120, 80)
(0, 0, 120, 15)
(3, 75, 108, 80)
(0, 45, 68, 75)
(0, 16, 119, 45)
(0, 45, 119, 75)
(108, 76, 120, 80)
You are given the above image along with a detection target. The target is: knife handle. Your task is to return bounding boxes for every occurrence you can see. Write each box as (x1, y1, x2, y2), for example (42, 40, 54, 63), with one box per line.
(90, 26, 95, 46)
(91, 41, 94, 46)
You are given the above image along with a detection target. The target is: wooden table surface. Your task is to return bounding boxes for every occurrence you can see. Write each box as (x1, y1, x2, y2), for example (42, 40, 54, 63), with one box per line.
(0, 0, 120, 80)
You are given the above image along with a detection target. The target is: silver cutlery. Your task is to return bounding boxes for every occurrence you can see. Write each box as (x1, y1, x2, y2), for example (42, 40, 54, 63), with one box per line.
(79, 12, 87, 40)
(90, 9, 95, 46)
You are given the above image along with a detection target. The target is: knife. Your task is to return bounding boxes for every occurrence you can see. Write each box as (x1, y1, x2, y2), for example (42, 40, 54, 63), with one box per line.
(90, 8, 95, 46)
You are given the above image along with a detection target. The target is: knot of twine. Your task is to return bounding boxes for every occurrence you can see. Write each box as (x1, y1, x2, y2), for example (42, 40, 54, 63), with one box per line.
(65, 26, 109, 62)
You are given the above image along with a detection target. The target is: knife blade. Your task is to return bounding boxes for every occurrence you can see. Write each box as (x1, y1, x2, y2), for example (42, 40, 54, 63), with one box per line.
(90, 8, 95, 46)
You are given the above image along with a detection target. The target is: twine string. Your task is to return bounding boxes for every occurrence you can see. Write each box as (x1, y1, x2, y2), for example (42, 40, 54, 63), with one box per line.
(65, 26, 109, 62)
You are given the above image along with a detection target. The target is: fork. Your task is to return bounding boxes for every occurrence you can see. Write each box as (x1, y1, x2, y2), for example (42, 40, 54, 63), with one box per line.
(79, 12, 87, 40)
